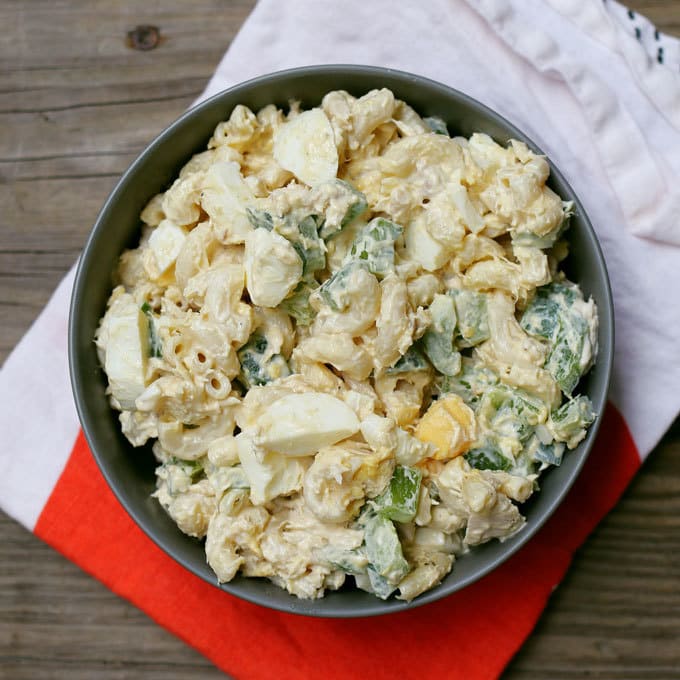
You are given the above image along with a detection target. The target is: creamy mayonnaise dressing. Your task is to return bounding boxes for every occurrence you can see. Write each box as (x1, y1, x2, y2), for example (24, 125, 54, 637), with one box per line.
(96, 89, 598, 601)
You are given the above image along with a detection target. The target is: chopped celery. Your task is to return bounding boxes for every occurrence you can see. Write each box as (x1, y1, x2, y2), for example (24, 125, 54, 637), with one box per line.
(509, 448, 537, 478)
(521, 281, 596, 396)
(550, 334, 585, 396)
(204, 462, 250, 498)
(385, 346, 430, 375)
(511, 201, 573, 248)
(237, 333, 290, 388)
(449, 289, 490, 348)
(361, 510, 410, 585)
(161, 457, 205, 491)
(319, 546, 368, 576)
(374, 465, 422, 523)
(317, 261, 365, 312)
(246, 208, 274, 231)
(478, 384, 546, 443)
(174, 457, 204, 483)
(318, 180, 368, 240)
(422, 294, 461, 376)
(292, 214, 326, 276)
(521, 290, 561, 338)
(339, 186, 368, 228)
(220, 466, 250, 489)
(366, 566, 398, 599)
(465, 441, 512, 471)
(141, 302, 163, 358)
(550, 395, 595, 448)
(279, 278, 318, 326)
(247, 209, 325, 276)
(424, 116, 449, 136)
(347, 217, 403, 279)
(436, 357, 499, 408)
(532, 440, 565, 467)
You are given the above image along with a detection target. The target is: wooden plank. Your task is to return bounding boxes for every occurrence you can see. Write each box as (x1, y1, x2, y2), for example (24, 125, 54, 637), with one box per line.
(0, 150, 138, 182)
(1, 92, 204, 163)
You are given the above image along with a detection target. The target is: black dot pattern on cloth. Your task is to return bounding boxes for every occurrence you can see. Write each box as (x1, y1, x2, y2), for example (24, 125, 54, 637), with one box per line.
(618, 1, 678, 70)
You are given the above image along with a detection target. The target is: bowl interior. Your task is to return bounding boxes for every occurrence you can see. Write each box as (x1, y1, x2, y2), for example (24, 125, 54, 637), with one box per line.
(69, 65, 613, 618)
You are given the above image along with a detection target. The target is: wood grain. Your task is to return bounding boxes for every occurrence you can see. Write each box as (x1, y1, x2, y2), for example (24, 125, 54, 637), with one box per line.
(1, 1, 679, 678)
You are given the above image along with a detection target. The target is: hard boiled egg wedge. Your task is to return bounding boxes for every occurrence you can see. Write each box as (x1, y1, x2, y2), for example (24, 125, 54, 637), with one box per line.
(403, 214, 451, 272)
(236, 433, 307, 505)
(100, 292, 149, 410)
(273, 108, 339, 186)
(146, 219, 186, 278)
(201, 161, 256, 244)
(244, 227, 303, 307)
(256, 392, 360, 456)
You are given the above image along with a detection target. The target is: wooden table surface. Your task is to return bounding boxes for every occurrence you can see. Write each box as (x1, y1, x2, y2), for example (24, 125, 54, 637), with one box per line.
(2, 1, 679, 677)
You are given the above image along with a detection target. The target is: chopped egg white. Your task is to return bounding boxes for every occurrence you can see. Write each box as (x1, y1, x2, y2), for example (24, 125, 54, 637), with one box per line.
(244, 227, 302, 307)
(255, 392, 360, 456)
(273, 108, 339, 186)
(146, 219, 186, 278)
(97, 289, 149, 409)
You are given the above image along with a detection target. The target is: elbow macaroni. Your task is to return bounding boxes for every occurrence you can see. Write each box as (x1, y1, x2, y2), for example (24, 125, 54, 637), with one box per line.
(96, 89, 598, 601)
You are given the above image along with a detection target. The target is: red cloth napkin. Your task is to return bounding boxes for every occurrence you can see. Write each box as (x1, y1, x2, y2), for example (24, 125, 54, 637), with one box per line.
(3, 1, 680, 677)
(34, 410, 638, 679)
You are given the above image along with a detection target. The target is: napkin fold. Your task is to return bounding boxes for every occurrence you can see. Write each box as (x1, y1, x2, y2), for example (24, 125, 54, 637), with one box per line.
(2, 1, 680, 678)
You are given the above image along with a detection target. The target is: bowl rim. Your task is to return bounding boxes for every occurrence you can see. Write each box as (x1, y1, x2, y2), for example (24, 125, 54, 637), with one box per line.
(69, 63, 614, 618)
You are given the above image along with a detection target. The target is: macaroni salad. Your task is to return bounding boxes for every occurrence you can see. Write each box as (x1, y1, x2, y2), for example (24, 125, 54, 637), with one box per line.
(96, 89, 598, 601)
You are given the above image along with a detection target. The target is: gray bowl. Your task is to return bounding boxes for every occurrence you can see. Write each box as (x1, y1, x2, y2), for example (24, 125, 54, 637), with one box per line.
(69, 65, 613, 618)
